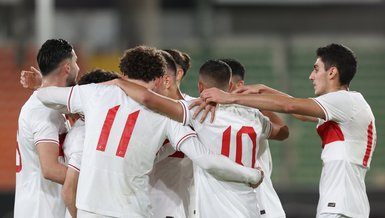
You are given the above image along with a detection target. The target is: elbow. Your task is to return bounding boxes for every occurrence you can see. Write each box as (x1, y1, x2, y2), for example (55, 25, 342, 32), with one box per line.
(41, 168, 54, 181)
(273, 125, 290, 141)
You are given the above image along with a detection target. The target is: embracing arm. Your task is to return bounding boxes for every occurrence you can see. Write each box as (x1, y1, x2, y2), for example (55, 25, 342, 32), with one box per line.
(179, 136, 263, 187)
(113, 79, 184, 123)
(261, 110, 289, 141)
(201, 88, 325, 120)
(37, 86, 73, 113)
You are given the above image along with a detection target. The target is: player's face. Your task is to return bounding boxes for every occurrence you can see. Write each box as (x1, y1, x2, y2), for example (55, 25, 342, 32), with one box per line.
(66, 49, 80, 86)
(309, 57, 329, 96)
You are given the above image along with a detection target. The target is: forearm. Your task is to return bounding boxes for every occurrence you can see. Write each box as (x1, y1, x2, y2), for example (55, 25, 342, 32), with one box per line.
(62, 168, 79, 218)
(42, 162, 67, 184)
(116, 79, 184, 123)
(180, 137, 262, 184)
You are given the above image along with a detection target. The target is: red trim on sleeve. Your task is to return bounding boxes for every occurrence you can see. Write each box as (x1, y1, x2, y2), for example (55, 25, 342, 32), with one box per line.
(180, 101, 188, 125)
(35, 139, 59, 146)
(176, 133, 197, 151)
(68, 164, 80, 172)
(67, 86, 75, 112)
(363, 121, 374, 167)
(312, 98, 329, 120)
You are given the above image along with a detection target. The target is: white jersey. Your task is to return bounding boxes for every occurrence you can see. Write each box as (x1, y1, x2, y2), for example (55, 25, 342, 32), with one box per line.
(63, 118, 85, 171)
(149, 93, 195, 218)
(312, 90, 376, 218)
(67, 84, 197, 217)
(184, 102, 272, 218)
(15, 91, 68, 218)
(254, 140, 285, 218)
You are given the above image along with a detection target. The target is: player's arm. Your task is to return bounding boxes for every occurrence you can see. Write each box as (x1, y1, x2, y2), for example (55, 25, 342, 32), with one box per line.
(62, 168, 79, 218)
(112, 78, 185, 122)
(200, 87, 325, 119)
(37, 86, 74, 113)
(36, 142, 67, 184)
(261, 110, 289, 141)
(178, 136, 263, 187)
(20, 66, 43, 90)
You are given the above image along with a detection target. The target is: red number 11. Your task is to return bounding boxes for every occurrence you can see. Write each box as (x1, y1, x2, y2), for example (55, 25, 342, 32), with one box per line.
(96, 105, 140, 158)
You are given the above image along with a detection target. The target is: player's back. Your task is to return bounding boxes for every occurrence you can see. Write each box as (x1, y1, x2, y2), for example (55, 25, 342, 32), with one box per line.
(15, 92, 67, 218)
(70, 84, 193, 217)
(187, 103, 271, 218)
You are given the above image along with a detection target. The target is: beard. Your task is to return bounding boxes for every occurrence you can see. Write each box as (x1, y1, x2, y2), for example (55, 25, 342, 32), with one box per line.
(66, 73, 77, 87)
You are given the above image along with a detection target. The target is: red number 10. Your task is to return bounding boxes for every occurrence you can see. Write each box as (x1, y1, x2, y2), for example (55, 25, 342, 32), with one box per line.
(96, 105, 140, 158)
(221, 126, 257, 168)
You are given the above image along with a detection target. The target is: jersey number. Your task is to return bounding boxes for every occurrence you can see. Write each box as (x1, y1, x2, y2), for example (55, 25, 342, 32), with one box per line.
(221, 126, 257, 168)
(96, 105, 140, 158)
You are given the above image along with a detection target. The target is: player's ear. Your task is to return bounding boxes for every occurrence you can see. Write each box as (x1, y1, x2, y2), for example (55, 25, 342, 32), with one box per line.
(198, 80, 204, 94)
(228, 80, 234, 92)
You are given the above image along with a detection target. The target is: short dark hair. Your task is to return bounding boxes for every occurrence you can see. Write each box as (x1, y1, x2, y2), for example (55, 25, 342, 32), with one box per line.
(163, 49, 191, 77)
(77, 69, 120, 85)
(160, 51, 177, 78)
(199, 59, 232, 90)
(37, 39, 73, 76)
(316, 43, 357, 86)
(119, 46, 166, 82)
(219, 58, 245, 80)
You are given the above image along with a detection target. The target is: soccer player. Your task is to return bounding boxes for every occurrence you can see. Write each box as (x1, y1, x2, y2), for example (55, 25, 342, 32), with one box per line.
(37, 46, 263, 217)
(106, 59, 289, 217)
(61, 69, 121, 217)
(220, 58, 286, 218)
(199, 43, 377, 218)
(15, 39, 79, 218)
(148, 50, 194, 218)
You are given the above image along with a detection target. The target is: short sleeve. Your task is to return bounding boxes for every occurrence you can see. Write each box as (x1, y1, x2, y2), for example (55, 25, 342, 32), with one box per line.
(32, 110, 65, 145)
(165, 119, 197, 151)
(68, 84, 98, 114)
(312, 91, 353, 122)
(178, 100, 192, 126)
(258, 113, 272, 139)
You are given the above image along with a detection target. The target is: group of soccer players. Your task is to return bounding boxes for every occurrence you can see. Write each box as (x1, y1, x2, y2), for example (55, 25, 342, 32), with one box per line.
(15, 39, 376, 218)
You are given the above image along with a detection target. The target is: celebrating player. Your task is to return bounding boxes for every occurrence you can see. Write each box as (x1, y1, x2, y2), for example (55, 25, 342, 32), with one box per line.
(199, 43, 377, 218)
(15, 39, 79, 218)
(36, 46, 264, 217)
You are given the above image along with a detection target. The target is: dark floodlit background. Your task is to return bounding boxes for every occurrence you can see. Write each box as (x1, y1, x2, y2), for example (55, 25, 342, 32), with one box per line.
(0, 0, 384, 217)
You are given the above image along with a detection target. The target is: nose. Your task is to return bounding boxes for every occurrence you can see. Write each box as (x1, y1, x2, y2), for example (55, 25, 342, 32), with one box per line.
(309, 71, 314, 80)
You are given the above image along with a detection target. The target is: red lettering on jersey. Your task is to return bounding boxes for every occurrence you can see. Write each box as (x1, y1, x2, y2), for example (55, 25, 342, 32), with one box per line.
(59, 133, 67, 157)
(362, 121, 373, 167)
(316, 121, 344, 148)
(116, 110, 140, 157)
(97, 105, 120, 151)
(16, 143, 22, 173)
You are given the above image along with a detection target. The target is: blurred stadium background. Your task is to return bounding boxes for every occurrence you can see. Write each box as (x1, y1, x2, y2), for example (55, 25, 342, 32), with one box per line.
(0, 0, 384, 217)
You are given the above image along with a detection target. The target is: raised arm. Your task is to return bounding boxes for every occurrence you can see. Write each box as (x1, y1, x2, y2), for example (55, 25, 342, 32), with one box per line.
(20, 66, 43, 90)
(112, 78, 185, 123)
(201, 87, 325, 120)
(37, 86, 73, 113)
(179, 136, 263, 188)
